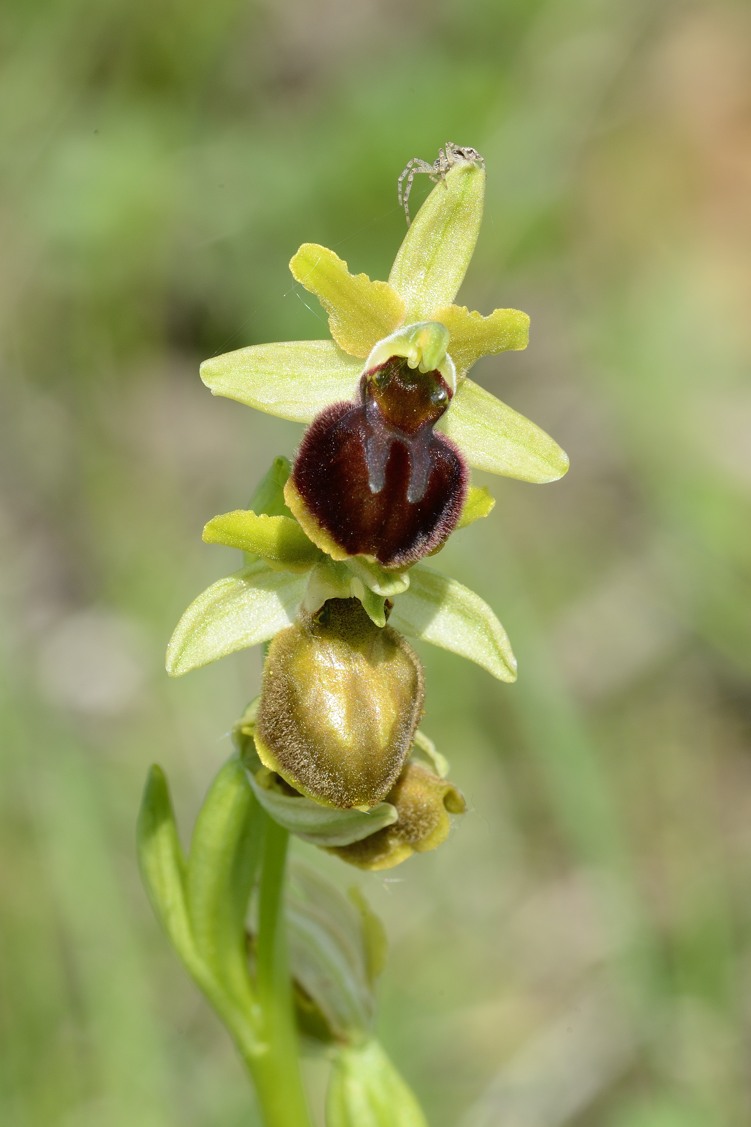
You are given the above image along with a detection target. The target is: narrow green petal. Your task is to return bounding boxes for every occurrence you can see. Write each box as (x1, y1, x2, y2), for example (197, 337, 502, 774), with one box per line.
(165, 562, 307, 676)
(389, 567, 517, 682)
(456, 484, 495, 530)
(290, 244, 405, 359)
(440, 378, 569, 482)
(388, 159, 485, 321)
(436, 304, 530, 380)
(203, 511, 321, 572)
(200, 339, 361, 423)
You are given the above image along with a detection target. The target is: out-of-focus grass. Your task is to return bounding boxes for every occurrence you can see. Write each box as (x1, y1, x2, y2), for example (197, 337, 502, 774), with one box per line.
(2, 0, 750, 1124)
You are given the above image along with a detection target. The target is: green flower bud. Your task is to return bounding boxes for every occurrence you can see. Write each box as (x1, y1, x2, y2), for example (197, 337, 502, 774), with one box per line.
(255, 599, 424, 809)
(331, 761, 466, 871)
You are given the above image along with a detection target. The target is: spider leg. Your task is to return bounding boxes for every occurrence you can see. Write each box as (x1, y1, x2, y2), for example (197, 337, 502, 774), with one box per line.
(398, 157, 433, 225)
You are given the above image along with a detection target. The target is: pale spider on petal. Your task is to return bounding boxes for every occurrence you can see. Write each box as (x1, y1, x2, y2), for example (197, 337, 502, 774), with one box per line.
(397, 141, 485, 225)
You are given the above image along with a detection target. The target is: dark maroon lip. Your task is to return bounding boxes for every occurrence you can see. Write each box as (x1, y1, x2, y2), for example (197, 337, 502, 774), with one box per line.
(291, 355, 467, 569)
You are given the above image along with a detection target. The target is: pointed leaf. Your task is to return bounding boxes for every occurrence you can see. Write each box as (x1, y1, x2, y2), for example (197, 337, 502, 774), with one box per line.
(247, 769, 397, 847)
(137, 765, 199, 969)
(203, 511, 321, 571)
(389, 566, 517, 682)
(436, 303, 530, 380)
(441, 378, 569, 482)
(166, 561, 307, 676)
(186, 755, 261, 1008)
(389, 158, 485, 321)
(290, 243, 405, 359)
(200, 339, 362, 423)
(327, 1040, 429, 1127)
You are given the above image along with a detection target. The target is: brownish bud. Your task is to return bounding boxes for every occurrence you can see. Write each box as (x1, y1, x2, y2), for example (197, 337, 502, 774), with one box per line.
(255, 599, 424, 809)
(330, 761, 466, 871)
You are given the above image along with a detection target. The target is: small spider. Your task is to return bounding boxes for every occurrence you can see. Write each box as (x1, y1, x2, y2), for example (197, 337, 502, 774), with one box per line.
(397, 142, 485, 225)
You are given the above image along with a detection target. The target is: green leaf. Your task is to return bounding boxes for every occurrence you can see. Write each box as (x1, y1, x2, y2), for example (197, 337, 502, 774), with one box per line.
(389, 158, 485, 322)
(200, 339, 362, 423)
(203, 511, 321, 571)
(166, 561, 307, 676)
(442, 378, 569, 482)
(326, 1040, 429, 1127)
(186, 755, 261, 1010)
(137, 766, 201, 973)
(389, 566, 517, 682)
(457, 484, 495, 530)
(247, 768, 397, 847)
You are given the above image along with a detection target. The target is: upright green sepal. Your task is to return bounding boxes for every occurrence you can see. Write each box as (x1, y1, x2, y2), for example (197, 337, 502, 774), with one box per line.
(389, 158, 485, 321)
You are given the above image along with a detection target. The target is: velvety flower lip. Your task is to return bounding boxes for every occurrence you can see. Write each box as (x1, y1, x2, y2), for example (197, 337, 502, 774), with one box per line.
(284, 346, 469, 569)
(200, 157, 569, 486)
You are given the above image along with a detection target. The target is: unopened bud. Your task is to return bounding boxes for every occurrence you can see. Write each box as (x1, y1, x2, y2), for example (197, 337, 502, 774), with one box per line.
(255, 599, 424, 809)
(331, 761, 466, 870)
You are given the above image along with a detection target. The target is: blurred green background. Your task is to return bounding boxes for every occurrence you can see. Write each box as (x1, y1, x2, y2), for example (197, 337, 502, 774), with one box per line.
(2, 0, 750, 1123)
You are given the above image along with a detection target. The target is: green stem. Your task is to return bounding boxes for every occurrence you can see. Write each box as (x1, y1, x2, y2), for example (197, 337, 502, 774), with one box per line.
(241, 810, 313, 1127)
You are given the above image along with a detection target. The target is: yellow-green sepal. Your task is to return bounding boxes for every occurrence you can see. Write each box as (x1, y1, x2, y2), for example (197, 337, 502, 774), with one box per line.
(200, 339, 361, 423)
(388, 158, 485, 321)
(441, 378, 570, 482)
(203, 510, 321, 572)
(389, 565, 517, 682)
(165, 562, 307, 676)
